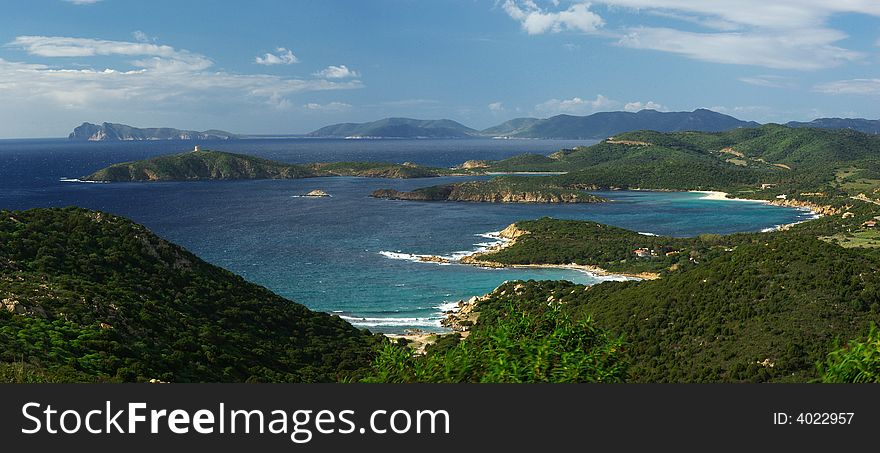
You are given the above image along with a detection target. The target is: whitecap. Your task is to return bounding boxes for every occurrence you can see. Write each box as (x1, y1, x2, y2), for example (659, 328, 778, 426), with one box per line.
(338, 315, 442, 328)
(434, 301, 460, 312)
(59, 178, 106, 184)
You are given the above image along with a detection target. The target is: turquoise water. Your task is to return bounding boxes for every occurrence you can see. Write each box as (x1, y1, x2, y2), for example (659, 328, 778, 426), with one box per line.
(0, 138, 815, 332)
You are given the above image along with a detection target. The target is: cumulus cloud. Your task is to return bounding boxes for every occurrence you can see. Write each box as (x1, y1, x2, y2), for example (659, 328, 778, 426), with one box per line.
(534, 94, 616, 115)
(255, 47, 299, 65)
(303, 102, 353, 112)
(313, 65, 359, 79)
(502, 0, 603, 35)
(624, 101, 663, 112)
(488, 101, 505, 112)
(813, 79, 880, 96)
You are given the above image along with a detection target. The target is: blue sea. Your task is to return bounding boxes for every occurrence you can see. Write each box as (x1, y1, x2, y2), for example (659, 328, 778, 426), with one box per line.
(0, 138, 815, 332)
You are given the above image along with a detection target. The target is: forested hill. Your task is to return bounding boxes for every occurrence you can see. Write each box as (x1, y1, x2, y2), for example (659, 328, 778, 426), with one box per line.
(386, 124, 880, 201)
(465, 216, 880, 382)
(0, 208, 381, 382)
(83, 150, 453, 182)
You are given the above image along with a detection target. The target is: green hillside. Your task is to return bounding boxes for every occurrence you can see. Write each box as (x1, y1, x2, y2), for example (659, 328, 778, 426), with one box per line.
(83, 150, 454, 182)
(463, 219, 880, 382)
(0, 208, 381, 382)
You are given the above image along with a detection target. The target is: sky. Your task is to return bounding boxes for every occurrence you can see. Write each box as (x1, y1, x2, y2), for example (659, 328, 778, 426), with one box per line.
(2, 0, 880, 138)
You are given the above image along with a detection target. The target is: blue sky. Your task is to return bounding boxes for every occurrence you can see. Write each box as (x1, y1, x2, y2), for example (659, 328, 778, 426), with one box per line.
(2, 0, 880, 137)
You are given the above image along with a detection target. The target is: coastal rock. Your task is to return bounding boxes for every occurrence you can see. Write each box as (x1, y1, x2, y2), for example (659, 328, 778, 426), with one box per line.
(769, 198, 839, 216)
(418, 255, 450, 263)
(304, 189, 330, 197)
(370, 186, 596, 203)
(440, 295, 485, 332)
(458, 160, 490, 169)
(498, 223, 528, 240)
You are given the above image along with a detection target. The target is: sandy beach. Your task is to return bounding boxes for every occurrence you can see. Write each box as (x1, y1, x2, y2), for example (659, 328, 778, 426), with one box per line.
(689, 190, 770, 203)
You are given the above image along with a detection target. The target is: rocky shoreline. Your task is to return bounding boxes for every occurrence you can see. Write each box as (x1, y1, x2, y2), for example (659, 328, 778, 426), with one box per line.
(458, 223, 660, 280)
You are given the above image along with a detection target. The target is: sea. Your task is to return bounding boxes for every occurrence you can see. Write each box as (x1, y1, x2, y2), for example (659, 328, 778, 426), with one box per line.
(0, 138, 816, 333)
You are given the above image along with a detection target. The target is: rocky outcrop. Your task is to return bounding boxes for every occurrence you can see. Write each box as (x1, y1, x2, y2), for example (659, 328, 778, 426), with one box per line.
(769, 198, 840, 216)
(418, 255, 450, 264)
(448, 190, 590, 203)
(440, 295, 486, 332)
(371, 185, 601, 203)
(458, 160, 490, 169)
(371, 187, 454, 201)
(304, 190, 330, 197)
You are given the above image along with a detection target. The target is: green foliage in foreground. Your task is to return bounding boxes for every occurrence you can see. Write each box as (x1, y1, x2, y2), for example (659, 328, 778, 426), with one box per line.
(365, 306, 627, 383)
(820, 324, 880, 383)
(0, 207, 382, 382)
(469, 230, 880, 382)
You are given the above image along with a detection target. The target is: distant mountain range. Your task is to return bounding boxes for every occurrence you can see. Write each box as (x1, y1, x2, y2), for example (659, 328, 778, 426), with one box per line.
(68, 122, 238, 141)
(306, 117, 478, 138)
(70, 111, 880, 142)
(308, 109, 759, 139)
(785, 118, 880, 135)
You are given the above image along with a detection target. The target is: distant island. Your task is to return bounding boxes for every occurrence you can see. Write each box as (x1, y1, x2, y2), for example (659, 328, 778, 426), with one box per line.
(82, 147, 463, 182)
(308, 109, 759, 139)
(69, 122, 239, 141)
(307, 117, 478, 138)
(480, 109, 759, 139)
(786, 117, 880, 135)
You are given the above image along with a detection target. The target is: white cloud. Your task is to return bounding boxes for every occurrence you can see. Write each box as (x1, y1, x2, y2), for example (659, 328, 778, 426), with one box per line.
(534, 94, 617, 115)
(313, 65, 359, 79)
(255, 47, 299, 65)
(738, 75, 796, 89)
(131, 31, 156, 44)
(304, 102, 353, 112)
(813, 79, 880, 95)
(488, 101, 505, 112)
(624, 101, 663, 112)
(500, 1, 880, 70)
(0, 36, 362, 115)
(63, 0, 102, 4)
(502, 1, 603, 35)
(617, 27, 860, 70)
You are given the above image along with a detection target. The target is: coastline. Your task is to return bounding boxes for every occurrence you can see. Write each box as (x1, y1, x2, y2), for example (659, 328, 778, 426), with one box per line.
(381, 189, 830, 349)
(690, 190, 828, 231)
(690, 190, 770, 203)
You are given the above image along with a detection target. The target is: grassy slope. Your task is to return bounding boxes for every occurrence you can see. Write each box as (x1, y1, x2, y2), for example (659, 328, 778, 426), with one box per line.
(0, 207, 381, 383)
